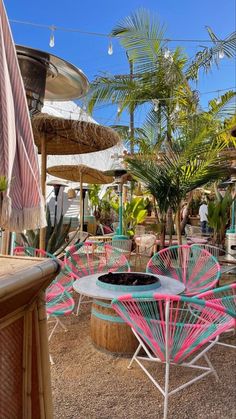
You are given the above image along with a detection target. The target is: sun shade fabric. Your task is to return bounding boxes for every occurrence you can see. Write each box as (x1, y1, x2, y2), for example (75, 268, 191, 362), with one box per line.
(47, 164, 114, 184)
(32, 113, 120, 155)
(0, 0, 46, 231)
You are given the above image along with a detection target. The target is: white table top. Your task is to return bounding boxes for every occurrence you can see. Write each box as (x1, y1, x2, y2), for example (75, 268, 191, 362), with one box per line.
(73, 272, 185, 300)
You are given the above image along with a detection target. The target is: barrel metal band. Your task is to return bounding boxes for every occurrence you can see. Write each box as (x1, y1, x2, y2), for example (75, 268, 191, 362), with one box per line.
(93, 300, 111, 308)
(92, 308, 124, 323)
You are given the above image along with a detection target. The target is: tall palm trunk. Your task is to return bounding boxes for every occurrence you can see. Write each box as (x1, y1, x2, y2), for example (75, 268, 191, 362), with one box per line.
(166, 207, 173, 246)
(175, 207, 182, 245)
(160, 214, 167, 248)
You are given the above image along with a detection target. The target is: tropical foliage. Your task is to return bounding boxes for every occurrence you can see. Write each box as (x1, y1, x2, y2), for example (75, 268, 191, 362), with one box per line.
(110, 196, 148, 237)
(20, 206, 72, 255)
(208, 187, 233, 245)
(86, 9, 236, 245)
(126, 143, 233, 245)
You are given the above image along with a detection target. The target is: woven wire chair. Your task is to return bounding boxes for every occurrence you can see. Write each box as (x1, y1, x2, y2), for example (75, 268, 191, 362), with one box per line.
(111, 293, 233, 419)
(14, 246, 75, 363)
(14, 246, 74, 291)
(64, 242, 130, 315)
(197, 283, 236, 349)
(191, 244, 236, 277)
(46, 281, 75, 364)
(134, 234, 157, 269)
(46, 282, 75, 340)
(146, 244, 220, 296)
(111, 239, 132, 261)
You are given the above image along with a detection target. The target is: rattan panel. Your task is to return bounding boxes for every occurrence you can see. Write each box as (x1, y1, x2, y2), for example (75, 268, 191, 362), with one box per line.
(0, 317, 24, 418)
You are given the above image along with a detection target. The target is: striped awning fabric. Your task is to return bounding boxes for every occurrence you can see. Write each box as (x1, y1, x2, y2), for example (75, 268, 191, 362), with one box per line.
(0, 0, 46, 231)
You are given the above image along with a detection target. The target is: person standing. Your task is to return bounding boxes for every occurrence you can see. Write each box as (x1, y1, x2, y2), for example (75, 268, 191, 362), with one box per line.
(199, 201, 208, 234)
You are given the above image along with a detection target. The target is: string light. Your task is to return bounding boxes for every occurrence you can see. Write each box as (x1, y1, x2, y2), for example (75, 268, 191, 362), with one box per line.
(218, 48, 225, 59)
(10, 19, 231, 44)
(49, 25, 55, 48)
(164, 48, 171, 59)
(152, 99, 159, 112)
(175, 101, 180, 112)
(216, 91, 221, 104)
(108, 38, 113, 55)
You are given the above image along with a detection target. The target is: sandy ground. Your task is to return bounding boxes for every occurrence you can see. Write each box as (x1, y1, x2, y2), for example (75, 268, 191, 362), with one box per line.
(50, 301, 236, 419)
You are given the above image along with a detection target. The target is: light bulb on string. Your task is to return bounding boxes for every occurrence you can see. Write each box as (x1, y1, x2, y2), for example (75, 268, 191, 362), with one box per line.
(128, 127, 131, 133)
(49, 25, 55, 48)
(152, 99, 159, 112)
(216, 92, 221, 105)
(108, 38, 113, 55)
(218, 48, 225, 59)
(117, 104, 121, 114)
(164, 48, 171, 59)
(175, 101, 180, 112)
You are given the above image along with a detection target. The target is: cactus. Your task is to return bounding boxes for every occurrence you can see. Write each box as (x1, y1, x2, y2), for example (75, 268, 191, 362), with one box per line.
(20, 206, 72, 255)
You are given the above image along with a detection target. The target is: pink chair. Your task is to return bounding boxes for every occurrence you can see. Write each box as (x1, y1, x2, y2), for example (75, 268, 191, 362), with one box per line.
(46, 282, 75, 364)
(64, 242, 130, 315)
(46, 282, 75, 341)
(14, 246, 74, 291)
(146, 244, 220, 295)
(13, 246, 75, 363)
(197, 283, 236, 349)
(112, 293, 233, 419)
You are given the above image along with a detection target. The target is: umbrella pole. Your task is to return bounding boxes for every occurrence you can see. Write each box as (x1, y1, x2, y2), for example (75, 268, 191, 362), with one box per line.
(39, 136, 47, 250)
(80, 174, 83, 233)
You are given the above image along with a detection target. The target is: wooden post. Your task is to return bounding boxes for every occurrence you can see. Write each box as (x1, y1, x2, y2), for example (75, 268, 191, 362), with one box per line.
(40, 136, 47, 250)
(80, 174, 83, 233)
(37, 291, 53, 419)
(1, 230, 10, 254)
(34, 307, 46, 419)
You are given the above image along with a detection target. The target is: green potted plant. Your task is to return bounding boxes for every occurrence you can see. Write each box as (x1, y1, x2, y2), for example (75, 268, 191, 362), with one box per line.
(208, 187, 232, 246)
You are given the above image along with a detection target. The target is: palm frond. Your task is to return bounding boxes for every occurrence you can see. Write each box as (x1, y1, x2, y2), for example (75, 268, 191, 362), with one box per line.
(186, 28, 236, 79)
(111, 8, 166, 72)
(208, 91, 236, 119)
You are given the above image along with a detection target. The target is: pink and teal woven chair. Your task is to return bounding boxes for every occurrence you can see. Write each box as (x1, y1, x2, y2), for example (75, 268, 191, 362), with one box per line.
(64, 242, 130, 315)
(46, 282, 75, 341)
(146, 244, 220, 296)
(14, 246, 75, 363)
(14, 246, 74, 291)
(46, 281, 75, 364)
(197, 283, 236, 349)
(111, 293, 233, 419)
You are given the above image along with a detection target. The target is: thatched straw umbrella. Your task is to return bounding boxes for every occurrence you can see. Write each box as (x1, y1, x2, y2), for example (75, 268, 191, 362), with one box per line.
(47, 164, 113, 232)
(31, 113, 120, 246)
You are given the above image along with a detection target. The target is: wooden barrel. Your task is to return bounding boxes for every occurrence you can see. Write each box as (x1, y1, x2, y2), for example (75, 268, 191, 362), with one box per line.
(90, 299, 138, 355)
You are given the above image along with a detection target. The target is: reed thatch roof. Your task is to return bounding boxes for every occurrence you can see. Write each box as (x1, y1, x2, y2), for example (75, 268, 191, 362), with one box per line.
(32, 113, 120, 155)
(47, 164, 113, 184)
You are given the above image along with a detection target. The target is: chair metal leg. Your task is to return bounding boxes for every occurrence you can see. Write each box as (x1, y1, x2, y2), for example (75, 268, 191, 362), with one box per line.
(163, 361, 170, 419)
(57, 317, 68, 332)
(203, 354, 219, 381)
(128, 343, 142, 369)
(76, 293, 84, 315)
(49, 354, 55, 365)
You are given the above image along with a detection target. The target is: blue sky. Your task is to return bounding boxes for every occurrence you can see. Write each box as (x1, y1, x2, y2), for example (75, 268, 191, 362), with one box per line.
(4, 0, 236, 127)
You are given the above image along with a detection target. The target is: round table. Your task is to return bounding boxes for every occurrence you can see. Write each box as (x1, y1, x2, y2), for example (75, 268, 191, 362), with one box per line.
(73, 273, 185, 355)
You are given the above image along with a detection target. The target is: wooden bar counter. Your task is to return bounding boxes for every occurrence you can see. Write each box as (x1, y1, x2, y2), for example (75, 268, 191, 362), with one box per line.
(0, 255, 60, 419)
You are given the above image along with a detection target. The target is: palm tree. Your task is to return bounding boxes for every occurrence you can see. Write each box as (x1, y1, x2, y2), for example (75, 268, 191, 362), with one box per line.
(126, 138, 233, 245)
(87, 9, 235, 154)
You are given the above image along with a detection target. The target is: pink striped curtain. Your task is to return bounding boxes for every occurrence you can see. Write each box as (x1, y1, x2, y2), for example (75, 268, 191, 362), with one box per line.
(0, 0, 46, 231)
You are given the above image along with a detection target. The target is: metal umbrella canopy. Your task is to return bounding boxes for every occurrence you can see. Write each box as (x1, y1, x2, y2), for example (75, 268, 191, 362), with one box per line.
(0, 1, 46, 233)
(47, 164, 113, 232)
